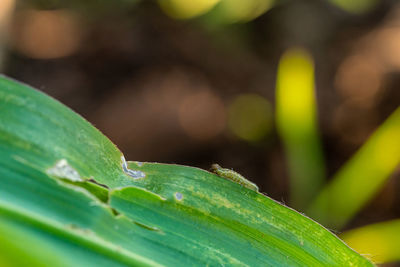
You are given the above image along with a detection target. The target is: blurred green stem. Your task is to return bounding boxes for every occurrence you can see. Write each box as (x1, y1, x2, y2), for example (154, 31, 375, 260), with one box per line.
(276, 48, 326, 210)
(308, 107, 400, 229)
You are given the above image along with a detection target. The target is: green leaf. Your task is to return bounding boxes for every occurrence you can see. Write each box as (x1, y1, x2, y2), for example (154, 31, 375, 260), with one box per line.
(308, 107, 400, 229)
(0, 75, 373, 266)
(341, 219, 400, 264)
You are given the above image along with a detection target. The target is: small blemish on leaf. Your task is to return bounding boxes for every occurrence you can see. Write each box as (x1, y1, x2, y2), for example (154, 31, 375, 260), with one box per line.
(47, 159, 82, 181)
(174, 192, 183, 201)
(87, 178, 109, 189)
(134, 161, 144, 167)
(134, 221, 161, 232)
(65, 224, 92, 235)
(121, 156, 145, 179)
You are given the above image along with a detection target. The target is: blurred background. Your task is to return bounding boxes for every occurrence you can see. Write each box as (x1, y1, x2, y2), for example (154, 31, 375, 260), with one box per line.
(1, 0, 400, 264)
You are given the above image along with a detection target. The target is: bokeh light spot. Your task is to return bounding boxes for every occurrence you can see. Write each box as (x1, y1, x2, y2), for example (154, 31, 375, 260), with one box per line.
(158, 0, 220, 19)
(276, 48, 316, 132)
(0, 0, 14, 25)
(0, 0, 15, 68)
(11, 9, 83, 59)
(329, 0, 378, 14)
(377, 27, 400, 70)
(179, 89, 226, 140)
(228, 94, 272, 142)
(335, 54, 383, 108)
(213, 0, 274, 23)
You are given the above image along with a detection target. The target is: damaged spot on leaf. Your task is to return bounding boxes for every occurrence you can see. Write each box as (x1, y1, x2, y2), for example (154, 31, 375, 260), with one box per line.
(63, 180, 110, 204)
(111, 208, 120, 216)
(134, 161, 144, 167)
(87, 178, 109, 189)
(47, 159, 82, 181)
(174, 192, 183, 201)
(121, 156, 146, 179)
(44, 157, 166, 234)
(66, 224, 93, 235)
(134, 221, 161, 232)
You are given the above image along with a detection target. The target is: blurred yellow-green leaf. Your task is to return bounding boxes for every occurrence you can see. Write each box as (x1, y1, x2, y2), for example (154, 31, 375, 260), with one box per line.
(213, 0, 275, 23)
(158, 0, 220, 19)
(328, 0, 378, 14)
(341, 219, 400, 264)
(308, 107, 400, 229)
(198, 0, 275, 25)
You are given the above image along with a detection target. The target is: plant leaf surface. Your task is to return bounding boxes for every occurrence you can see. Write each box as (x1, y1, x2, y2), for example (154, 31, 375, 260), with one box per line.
(0, 75, 373, 266)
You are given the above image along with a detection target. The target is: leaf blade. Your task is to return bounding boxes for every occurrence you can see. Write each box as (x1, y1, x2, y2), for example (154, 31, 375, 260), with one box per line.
(0, 75, 373, 266)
